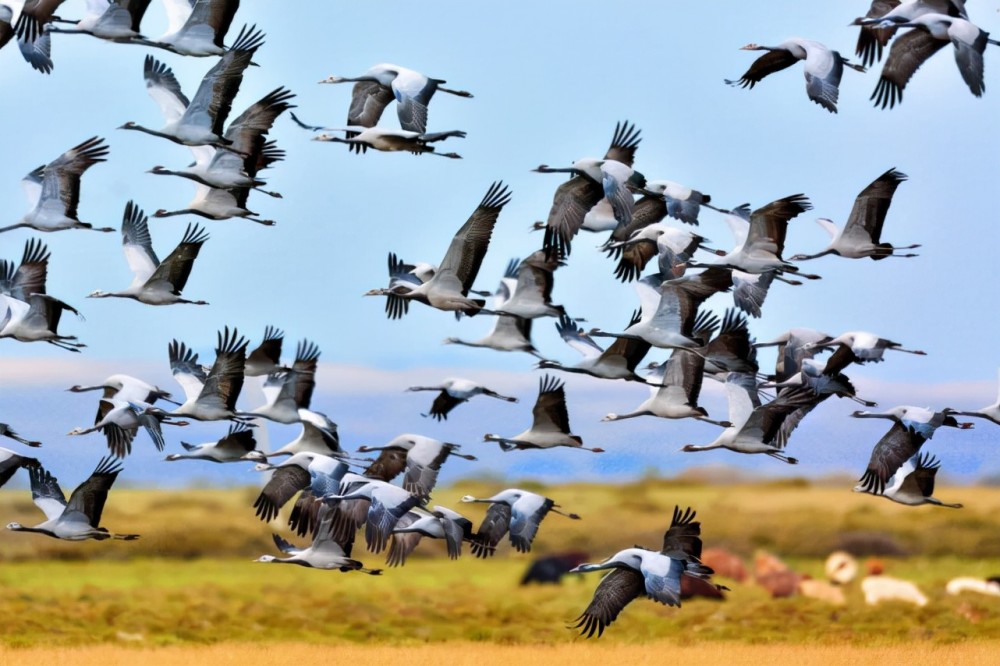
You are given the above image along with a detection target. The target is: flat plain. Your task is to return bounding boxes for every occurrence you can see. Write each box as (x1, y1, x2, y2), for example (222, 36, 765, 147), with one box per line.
(1, 480, 998, 662)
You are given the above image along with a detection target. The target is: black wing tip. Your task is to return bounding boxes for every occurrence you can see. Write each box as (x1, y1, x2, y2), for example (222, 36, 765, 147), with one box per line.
(479, 181, 512, 209)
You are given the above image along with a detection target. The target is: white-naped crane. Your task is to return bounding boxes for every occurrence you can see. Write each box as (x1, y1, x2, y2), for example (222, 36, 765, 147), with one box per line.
(168, 326, 249, 421)
(244, 325, 289, 377)
(804, 330, 926, 374)
(357, 434, 477, 498)
(46, 0, 152, 42)
(680, 372, 815, 464)
(0, 423, 41, 448)
(245, 409, 344, 461)
(852, 0, 968, 67)
(305, 124, 465, 158)
(463, 488, 580, 557)
(406, 378, 518, 421)
(251, 451, 349, 524)
(606, 223, 716, 283)
(165, 422, 262, 462)
(256, 505, 382, 574)
(536, 120, 642, 259)
(491, 250, 567, 320)
(366, 181, 511, 318)
(322, 478, 422, 554)
(603, 348, 730, 426)
(0, 446, 39, 488)
(588, 267, 732, 351)
(154, 0, 242, 56)
(250, 339, 320, 423)
(319, 63, 472, 142)
(119, 30, 264, 150)
(870, 12, 996, 108)
(852, 405, 973, 439)
(1, 238, 50, 300)
(7, 457, 139, 541)
(855, 451, 962, 508)
(388, 506, 474, 566)
(150, 87, 295, 196)
(539, 312, 652, 383)
(726, 39, 866, 113)
(87, 202, 209, 306)
(791, 169, 918, 261)
(68, 399, 187, 458)
(11, 0, 61, 73)
(2, 136, 112, 234)
(0, 293, 85, 351)
(484, 375, 603, 453)
(855, 421, 927, 494)
(946, 368, 1000, 426)
(570, 506, 720, 638)
(693, 194, 819, 279)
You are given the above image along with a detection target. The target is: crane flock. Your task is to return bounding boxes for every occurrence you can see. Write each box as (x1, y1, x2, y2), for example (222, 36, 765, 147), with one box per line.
(0, 0, 996, 640)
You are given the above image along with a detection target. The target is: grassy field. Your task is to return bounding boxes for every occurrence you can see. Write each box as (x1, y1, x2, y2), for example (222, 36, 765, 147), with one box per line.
(3, 643, 1000, 666)
(0, 480, 998, 651)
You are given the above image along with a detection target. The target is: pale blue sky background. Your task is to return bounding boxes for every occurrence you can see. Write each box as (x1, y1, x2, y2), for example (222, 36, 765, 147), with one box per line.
(0, 1, 997, 488)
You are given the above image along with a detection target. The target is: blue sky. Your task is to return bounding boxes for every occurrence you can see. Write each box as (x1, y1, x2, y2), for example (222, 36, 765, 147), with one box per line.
(0, 1, 997, 488)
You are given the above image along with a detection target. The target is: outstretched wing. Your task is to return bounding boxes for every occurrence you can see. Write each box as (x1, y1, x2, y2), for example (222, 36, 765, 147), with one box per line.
(572, 568, 645, 638)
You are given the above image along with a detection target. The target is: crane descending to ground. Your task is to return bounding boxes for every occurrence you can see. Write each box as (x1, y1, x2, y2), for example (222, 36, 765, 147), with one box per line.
(571, 506, 722, 637)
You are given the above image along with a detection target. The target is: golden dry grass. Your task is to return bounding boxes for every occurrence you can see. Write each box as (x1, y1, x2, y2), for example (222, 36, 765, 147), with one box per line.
(3, 642, 1000, 666)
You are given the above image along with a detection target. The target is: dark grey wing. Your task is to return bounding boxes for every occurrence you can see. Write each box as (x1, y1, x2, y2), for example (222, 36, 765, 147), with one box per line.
(290, 339, 320, 410)
(437, 181, 511, 295)
(439, 512, 470, 559)
(426, 390, 463, 420)
(602, 120, 641, 167)
(253, 464, 310, 522)
(912, 452, 941, 498)
(843, 168, 907, 243)
(858, 422, 925, 494)
(44, 137, 109, 221)
(531, 375, 573, 435)
(65, 457, 123, 528)
(661, 505, 703, 560)
(470, 502, 512, 558)
(182, 0, 240, 47)
(198, 326, 247, 413)
(146, 224, 209, 293)
(572, 567, 645, 638)
(745, 194, 811, 257)
(246, 325, 283, 374)
(855, 0, 902, 67)
(347, 81, 393, 128)
(10, 238, 49, 300)
(365, 492, 419, 554)
(0, 450, 39, 488)
(613, 239, 658, 283)
(871, 29, 947, 109)
(509, 497, 553, 553)
(727, 49, 799, 89)
(542, 176, 603, 260)
(385, 511, 422, 567)
(287, 488, 320, 537)
(26, 462, 67, 520)
(344, 81, 393, 154)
